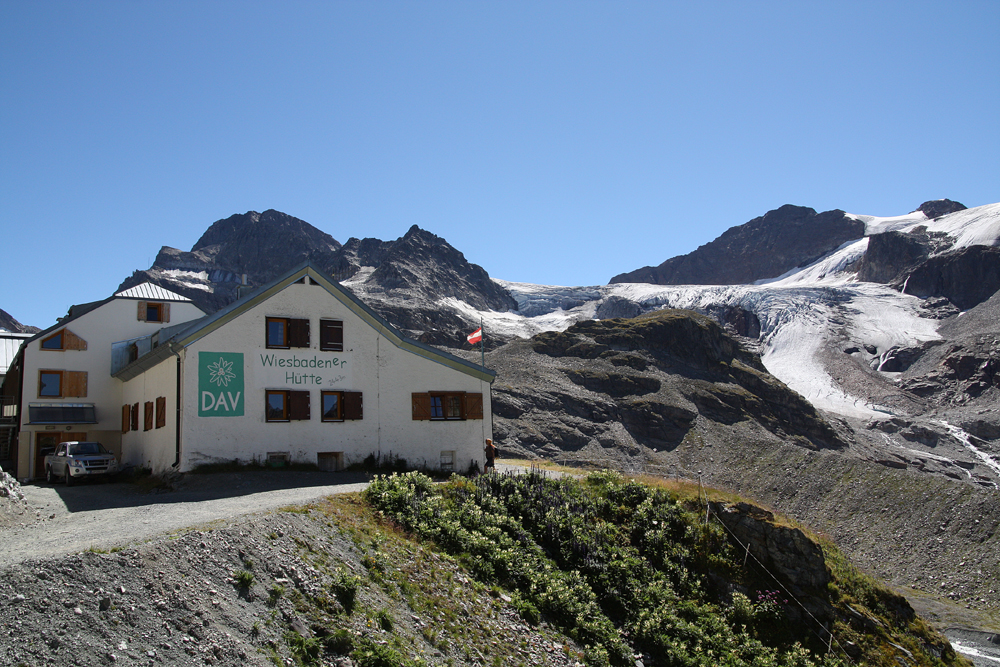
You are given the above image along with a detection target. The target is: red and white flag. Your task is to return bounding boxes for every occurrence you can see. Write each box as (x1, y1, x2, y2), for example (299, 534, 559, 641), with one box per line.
(467, 327, 482, 345)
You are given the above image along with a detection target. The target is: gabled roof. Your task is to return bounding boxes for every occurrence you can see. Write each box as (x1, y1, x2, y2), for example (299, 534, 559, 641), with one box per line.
(114, 283, 193, 302)
(113, 262, 495, 383)
(28, 282, 196, 345)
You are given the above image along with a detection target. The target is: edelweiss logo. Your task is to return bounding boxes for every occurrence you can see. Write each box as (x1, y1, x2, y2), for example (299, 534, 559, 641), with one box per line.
(207, 357, 237, 387)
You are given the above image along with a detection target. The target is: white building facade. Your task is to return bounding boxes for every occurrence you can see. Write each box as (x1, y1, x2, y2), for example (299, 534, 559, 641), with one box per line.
(10, 285, 207, 480)
(113, 263, 494, 475)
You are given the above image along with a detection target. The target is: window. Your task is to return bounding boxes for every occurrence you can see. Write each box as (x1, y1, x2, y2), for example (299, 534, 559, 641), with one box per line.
(144, 401, 154, 431)
(131, 403, 139, 432)
(39, 371, 62, 397)
(320, 319, 343, 352)
(321, 390, 363, 421)
(431, 394, 463, 420)
(38, 370, 88, 398)
(137, 301, 170, 323)
(40, 329, 87, 351)
(265, 390, 310, 422)
(155, 396, 167, 429)
(411, 392, 484, 421)
(321, 391, 342, 421)
(267, 317, 310, 348)
(41, 331, 63, 350)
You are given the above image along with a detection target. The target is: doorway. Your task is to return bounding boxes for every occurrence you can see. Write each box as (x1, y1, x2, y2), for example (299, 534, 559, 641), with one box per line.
(34, 432, 86, 479)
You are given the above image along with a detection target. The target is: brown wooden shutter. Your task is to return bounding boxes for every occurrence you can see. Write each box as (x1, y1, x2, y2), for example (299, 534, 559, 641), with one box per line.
(131, 403, 139, 431)
(64, 329, 88, 350)
(464, 393, 484, 420)
(137, 301, 147, 321)
(162, 303, 170, 323)
(344, 391, 363, 420)
(155, 396, 167, 428)
(122, 405, 131, 434)
(64, 371, 88, 397)
(411, 392, 431, 420)
(289, 318, 310, 348)
(288, 390, 311, 420)
(144, 401, 154, 431)
(320, 320, 344, 351)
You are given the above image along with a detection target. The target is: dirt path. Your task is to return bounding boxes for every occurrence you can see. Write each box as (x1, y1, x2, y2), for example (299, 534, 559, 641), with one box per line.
(0, 470, 373, 568)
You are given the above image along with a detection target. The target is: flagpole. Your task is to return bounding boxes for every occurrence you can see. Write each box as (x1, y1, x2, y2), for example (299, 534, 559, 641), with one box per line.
(480, 317, 485, 370)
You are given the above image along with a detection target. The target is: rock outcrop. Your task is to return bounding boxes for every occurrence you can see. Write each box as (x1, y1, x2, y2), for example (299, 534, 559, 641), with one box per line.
(490, 309, 845, 462)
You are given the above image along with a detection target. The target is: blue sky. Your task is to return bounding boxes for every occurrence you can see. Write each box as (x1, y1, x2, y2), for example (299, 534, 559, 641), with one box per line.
(2, 1, 997, 329)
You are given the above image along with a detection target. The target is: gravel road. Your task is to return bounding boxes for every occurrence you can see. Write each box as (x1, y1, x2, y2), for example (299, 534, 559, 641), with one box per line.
(0, 470, 374, 569)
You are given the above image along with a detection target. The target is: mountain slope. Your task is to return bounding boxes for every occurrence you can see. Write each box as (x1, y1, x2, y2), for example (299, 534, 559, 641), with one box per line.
(610, 204, 866, 285)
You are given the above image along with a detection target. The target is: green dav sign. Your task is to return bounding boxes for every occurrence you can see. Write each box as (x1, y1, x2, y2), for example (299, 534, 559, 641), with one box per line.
(198, 352, 244, 417)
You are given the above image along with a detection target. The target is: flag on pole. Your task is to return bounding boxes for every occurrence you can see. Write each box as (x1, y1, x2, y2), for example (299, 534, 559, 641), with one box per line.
(467, 327, 482, 345)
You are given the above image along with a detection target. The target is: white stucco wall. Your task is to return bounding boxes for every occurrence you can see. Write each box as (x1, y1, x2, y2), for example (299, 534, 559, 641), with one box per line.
(175, 278, 492, 473)
(120, 355, 179, 473)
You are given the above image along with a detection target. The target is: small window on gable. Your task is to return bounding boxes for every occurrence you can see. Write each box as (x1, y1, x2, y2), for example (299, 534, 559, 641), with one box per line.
(320, 320, 343, 352)
(267, 317, 310, 348)
(138, 301, 170, 323)
(40, 329, 87, 351)
(41, 331, 64, 350)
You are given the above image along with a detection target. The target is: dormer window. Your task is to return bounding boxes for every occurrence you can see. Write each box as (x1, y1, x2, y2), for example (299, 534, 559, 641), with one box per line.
(137, 301, 170, 323)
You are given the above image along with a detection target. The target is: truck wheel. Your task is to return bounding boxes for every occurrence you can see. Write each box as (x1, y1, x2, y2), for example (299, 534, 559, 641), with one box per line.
(46, 466, 54, 484)
(65, 470, 73, 486)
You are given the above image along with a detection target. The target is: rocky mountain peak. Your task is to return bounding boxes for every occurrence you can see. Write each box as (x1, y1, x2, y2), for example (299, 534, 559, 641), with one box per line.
(915, 199, 966, 219)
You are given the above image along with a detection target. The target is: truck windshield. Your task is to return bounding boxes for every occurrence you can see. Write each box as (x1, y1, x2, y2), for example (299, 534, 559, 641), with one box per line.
(68, 442, 106, 455)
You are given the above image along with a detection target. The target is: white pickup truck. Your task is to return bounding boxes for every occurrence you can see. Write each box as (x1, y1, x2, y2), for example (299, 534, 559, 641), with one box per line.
(44, 441, 119, 485)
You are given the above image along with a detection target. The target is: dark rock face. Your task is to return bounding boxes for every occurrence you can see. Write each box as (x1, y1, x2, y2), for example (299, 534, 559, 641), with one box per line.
(916, 199, 967, 219)
(901, 245, 1000, 310)
(493, 310, 845, 459)
(610, 205, 865, 285)
(856, 231, 932, 284)
(355, 226, 516, 313)
(192, 209, 344, 284)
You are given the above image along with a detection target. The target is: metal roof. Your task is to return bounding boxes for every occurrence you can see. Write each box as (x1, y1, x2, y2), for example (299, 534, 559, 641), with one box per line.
(114, 283, 192, 302)
(0, 333, 32, 376)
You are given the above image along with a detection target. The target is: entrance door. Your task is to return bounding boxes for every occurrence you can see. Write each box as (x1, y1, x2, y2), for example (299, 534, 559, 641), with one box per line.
(35, 432, 86, 479)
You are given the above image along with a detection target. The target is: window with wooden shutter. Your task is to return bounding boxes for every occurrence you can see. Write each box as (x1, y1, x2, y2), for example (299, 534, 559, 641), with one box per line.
(267, 390, 311, 421)
(267, 317, 310, 348)
(344, 391, 363, 420)
(320, 319, 343, 351)
(122, 405, 131, 433)
(131, 403, 139, 431)
(155, 396, 167, 428)
(144, 401, 154, 431)
(412, 392, 482, 421)
(137, 301, 169, 323)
